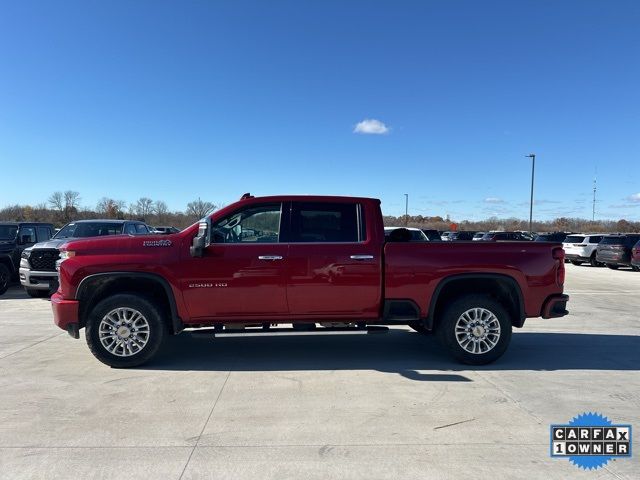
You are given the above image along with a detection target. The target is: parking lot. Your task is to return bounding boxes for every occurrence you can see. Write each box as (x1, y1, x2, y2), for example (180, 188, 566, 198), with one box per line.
(0, 264, 638, 479)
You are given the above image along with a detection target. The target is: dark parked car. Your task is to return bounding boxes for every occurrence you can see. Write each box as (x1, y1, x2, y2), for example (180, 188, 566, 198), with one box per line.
(421, 229, 442, 241)
(449, 231, 477, 241)
(481, 232, 532, 242)
(20, 219, 152, 297)
(596, 234, 640, 270)
(0, 222, 54, 295)
(472, 232, 486, 241)
(632, 240, 640, 270)
(535, 232, 571, 243)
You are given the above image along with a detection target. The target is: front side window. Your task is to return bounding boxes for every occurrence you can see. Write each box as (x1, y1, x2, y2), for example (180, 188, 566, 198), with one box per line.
(0, 225, 18, 240)
(36, 226, 51, 242)
(135, 224, 149, 234)
(212, 203, 281, 243)
(18, 227, 36, 244)
(289, 202, 361, 243)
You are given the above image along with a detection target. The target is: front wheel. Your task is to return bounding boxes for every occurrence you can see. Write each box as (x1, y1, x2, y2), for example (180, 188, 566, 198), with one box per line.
(436, 295, 512, 365)
(85, 294, 166, 368)
(0, 264, 10, 295)
(26, 288, 49, 298)
(606, 264, 619, 270)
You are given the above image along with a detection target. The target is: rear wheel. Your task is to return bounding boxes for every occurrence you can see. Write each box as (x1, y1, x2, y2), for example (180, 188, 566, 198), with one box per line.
(85, 294, 166, 368)
(589, 254, 603, 267)
(570, 260, 582, 266)
(0, 264, 10, 295)
(26, 288, 49, 298)
(436, 295, 512, 365)
(606, 264, 619, 270)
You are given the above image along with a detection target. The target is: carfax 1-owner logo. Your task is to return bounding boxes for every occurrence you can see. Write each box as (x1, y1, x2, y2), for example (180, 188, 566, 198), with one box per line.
(550, 412, 632, 470)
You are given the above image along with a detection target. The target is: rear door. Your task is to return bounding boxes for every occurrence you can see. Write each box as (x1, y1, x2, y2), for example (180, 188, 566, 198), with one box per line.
(284, 201, 381, 319)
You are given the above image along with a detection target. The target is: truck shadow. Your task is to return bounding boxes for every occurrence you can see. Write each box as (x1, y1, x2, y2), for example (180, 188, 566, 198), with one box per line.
(144, 330, 639, 380)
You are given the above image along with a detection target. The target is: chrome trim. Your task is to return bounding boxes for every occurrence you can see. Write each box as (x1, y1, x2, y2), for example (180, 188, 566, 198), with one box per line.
(258, 255, 283, 261)
(350, 255, 374, 260)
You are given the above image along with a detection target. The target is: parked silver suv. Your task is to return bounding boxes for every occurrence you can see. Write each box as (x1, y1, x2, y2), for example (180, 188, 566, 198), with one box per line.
(562, 234, 604, 267)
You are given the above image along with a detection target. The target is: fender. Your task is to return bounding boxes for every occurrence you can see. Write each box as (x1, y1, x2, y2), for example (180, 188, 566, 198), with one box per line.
(427, 273, 526, 328)
(76, 271, 184, 334)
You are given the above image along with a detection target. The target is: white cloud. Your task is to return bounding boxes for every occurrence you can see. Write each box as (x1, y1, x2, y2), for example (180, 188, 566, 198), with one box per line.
(484, 197, 504, 204)
(353, 118, 389, 135)
(626, 193, 640, 202)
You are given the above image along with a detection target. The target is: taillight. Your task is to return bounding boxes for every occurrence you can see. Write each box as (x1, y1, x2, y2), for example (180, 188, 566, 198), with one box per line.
(553, 247, 565, 286)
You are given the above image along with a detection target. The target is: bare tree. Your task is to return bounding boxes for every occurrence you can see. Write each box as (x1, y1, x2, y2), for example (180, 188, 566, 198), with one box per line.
(154, 200, 169, 223)
(62, 190, 81, 221)
(97, 198, 126, 219)
(48, 192, 64, 213)
(186, 198, 216, 219)
(135, 197, 154, 219)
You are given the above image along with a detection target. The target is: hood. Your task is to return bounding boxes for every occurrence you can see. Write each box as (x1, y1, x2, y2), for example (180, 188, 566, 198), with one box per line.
(62, 233, 180, 256)
(29, 239, 69, 250)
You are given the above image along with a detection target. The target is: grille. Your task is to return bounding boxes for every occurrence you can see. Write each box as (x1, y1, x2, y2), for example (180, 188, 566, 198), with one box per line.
(29, 249, 60, 271)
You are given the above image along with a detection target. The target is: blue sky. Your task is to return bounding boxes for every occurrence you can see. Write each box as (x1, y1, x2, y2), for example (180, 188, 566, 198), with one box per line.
(1, 0, 639, 220)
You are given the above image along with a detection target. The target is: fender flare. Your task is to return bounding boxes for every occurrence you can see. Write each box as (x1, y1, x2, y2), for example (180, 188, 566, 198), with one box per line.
(76, 272, 184, 333)
(427, 273, 526, 328)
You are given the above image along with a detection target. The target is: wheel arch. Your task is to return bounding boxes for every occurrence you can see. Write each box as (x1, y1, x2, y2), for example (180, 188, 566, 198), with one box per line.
(76, 272, 183, 334)
(428, 273, 525, 330)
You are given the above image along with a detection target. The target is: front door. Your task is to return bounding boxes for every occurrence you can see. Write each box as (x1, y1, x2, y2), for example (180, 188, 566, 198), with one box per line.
(181, 202, 289, 320)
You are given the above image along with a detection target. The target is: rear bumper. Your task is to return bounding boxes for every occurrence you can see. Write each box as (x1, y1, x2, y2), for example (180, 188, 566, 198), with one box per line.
(51, 293, 80, 338)
(565, 254, 590, 262)
(541, 294, 570, 319)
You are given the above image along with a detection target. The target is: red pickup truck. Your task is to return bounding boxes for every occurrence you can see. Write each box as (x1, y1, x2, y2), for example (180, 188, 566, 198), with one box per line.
(51, 194, 569, 368)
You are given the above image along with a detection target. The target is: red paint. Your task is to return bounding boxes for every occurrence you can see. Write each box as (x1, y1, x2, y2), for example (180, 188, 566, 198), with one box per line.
(52, 195, 568, 330)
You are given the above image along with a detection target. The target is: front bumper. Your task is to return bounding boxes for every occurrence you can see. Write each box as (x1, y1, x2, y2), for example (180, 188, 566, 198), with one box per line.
(541, 294, 570, 319)
(19, 267, 58, 290)
(51, 293, 80, 338)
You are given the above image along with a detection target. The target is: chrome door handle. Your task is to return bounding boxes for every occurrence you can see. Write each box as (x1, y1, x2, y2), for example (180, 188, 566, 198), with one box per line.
(350, 255, 374, 260)
(258, 255, 283, 261)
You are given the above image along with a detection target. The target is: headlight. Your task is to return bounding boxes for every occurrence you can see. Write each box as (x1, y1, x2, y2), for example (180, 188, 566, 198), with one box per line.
(20, 257, 29, 268)
(58, 250, 76, 261)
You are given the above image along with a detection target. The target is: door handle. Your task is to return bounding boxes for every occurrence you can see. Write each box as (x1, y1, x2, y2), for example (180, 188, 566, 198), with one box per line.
(350, 255, 374, 260)
(258, 255, 283, 261)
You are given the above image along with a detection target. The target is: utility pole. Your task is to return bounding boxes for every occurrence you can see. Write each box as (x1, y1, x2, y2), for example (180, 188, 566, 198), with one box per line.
(404, 194, 409, 226)
(592, 172, 597, 221)
(525, 154, 536, 234)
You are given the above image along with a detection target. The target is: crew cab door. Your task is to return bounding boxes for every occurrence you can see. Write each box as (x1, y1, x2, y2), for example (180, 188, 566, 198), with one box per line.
(284, 201, 381, 319)
(181, 202, 289, 320)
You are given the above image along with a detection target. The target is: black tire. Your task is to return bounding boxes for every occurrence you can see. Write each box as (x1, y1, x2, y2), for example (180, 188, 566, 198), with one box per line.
(606, 264, 619, 270)
(570, 260, 582, 266)
(408, 321, 431, 334)
(632, 266, 640, 272)
(0, 264, 10, 295)
(26, 288, 49, 298)
(436, 295, 512, 365)
(85, 294, 167, 368)
(589, 254, 602, 268)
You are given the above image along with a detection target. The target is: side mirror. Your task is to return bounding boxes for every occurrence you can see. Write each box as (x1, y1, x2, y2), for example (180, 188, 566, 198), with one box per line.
(190, 221, 209, 257)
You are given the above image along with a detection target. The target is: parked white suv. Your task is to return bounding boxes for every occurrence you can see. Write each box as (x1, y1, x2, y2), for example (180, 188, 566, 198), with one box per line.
(563, 234, 605, 267)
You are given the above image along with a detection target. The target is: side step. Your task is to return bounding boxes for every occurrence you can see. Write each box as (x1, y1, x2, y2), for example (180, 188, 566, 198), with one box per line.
(187, 325, 389, 338)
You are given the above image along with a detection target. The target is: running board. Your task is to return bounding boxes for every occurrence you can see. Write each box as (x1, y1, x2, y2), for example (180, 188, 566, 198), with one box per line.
(187, 325, 389, 338)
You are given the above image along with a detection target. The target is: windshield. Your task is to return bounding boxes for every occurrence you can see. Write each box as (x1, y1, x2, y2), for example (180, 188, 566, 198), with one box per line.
(54, 222, 125, 239)
(600, 236, 625, 245)
(0, 225, 18, 240)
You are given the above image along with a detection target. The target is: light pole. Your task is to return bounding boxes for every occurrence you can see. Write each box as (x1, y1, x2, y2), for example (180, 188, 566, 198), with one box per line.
(404, 194, 409, 226)
(525, 154, 536, 234)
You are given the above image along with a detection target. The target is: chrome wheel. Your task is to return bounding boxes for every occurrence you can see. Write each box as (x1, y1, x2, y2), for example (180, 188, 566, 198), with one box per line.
(455, 307, 501, 355)
(98, 307, 150, 357)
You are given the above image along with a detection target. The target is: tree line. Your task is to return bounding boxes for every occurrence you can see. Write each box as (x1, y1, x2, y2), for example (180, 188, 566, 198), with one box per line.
(0, 191, 218, 229)
(383, 214, 640, 234)
(1, 191, 638, 233)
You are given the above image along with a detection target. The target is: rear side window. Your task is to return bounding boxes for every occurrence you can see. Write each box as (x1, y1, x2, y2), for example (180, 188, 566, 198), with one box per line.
(565, 235, 585, 243)
(36, 226, 51, 242)
(600, 236, 623, 245)
(289, 202, 361, 243)
(588, 236, 602, 244)
(18, 226, 36, 244)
